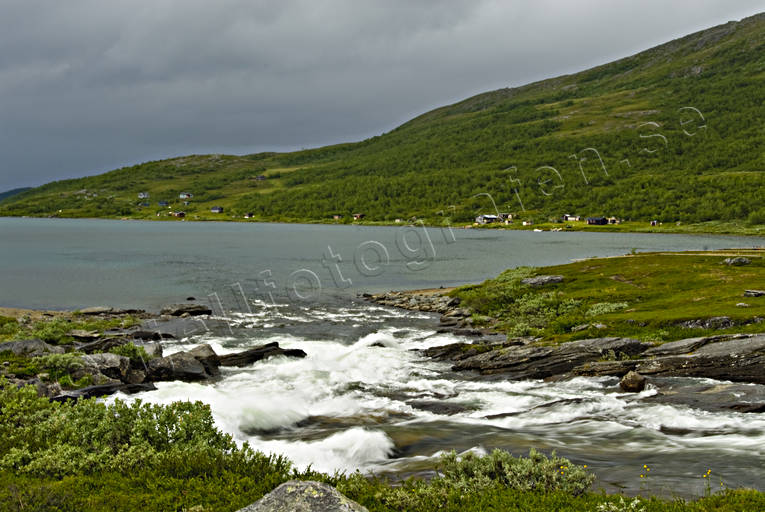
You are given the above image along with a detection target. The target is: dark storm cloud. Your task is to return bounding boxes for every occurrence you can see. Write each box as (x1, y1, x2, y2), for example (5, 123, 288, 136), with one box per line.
(0, 0, 762, 190)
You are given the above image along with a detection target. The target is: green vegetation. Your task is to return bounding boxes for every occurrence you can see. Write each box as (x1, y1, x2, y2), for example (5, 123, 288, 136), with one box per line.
(1, 15, 764, 234)
(108, 342, 153, 364)
(0, 315, 140, 345)
(451, 250, 765, 343)
(0, 381, 762, 511)
(0, 314, 142, 389)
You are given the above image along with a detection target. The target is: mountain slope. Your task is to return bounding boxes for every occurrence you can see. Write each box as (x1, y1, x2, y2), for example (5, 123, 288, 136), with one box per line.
(2, 13, 764, 230)
(0, 187, 31, 203)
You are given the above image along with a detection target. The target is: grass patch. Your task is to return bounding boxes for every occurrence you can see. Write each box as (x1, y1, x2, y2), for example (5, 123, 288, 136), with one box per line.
(452, 250, 765, 344)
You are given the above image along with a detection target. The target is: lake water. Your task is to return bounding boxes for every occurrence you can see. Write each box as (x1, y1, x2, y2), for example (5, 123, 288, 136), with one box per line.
(1, 217, 764, 497)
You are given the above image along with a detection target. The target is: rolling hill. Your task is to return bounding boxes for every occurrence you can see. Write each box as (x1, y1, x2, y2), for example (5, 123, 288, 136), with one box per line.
(0, 187, 31, 204)
(2, 13, 764, 233)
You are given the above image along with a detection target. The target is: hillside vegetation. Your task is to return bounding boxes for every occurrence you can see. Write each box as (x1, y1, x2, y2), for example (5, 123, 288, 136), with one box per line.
(1, 14, 764, 233)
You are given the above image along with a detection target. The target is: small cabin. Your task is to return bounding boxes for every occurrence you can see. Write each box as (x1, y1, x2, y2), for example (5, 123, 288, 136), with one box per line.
(522, 220, 534, 226)
(352, 213, 365, 220)
(332, 214, 343, 220)
(650, 220, 658, 226)
(476, 214, 499, 224)
(211, 206, 224, 214)
(607, 217, 621, 225)
(562, 214, 581, 222)
(255, 175, 267, 181)
(586, 217, 608, 225)
(244, 213, 255, 219)
(179, 192, 193, 199)
(158, 201, 169, 207)
(139, 202, 150, 207)
(138, 192, 150, 199)
(171, 211, 186, 218)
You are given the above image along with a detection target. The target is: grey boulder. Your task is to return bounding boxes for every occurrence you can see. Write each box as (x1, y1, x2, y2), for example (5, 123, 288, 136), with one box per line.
(237, 480, 367, 512)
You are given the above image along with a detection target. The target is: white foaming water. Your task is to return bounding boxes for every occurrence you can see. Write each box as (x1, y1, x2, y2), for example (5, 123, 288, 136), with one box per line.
(114, 305, 765, 488)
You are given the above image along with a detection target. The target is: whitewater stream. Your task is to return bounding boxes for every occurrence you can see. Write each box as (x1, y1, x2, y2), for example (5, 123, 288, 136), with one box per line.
(113, 298, 765, 498)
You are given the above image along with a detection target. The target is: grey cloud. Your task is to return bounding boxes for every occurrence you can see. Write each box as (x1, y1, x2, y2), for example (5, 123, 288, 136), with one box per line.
(0, 0, 762, 190)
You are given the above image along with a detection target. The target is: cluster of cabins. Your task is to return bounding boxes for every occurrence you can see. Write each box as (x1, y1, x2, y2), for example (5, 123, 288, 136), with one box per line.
(138, 191, 224, 217)
(475, 213, 624, 226)
(563, 214, 621, 225)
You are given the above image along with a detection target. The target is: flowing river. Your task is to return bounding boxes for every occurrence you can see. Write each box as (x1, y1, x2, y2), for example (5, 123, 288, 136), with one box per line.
(1, 217, 763, 496)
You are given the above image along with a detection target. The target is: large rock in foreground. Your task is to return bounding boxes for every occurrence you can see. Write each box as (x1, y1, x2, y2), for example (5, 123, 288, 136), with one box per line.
(237, 480, 367, 512)
(147, 351, 210, 381)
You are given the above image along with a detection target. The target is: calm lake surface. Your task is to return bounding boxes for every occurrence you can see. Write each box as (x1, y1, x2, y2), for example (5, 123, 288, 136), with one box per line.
(1, 217, 764, 497)
(0, 217, 761, 310)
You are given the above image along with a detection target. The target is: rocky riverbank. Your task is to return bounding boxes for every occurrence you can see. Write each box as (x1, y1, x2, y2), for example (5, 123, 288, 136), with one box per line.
(364, 288, 765, 411)
(0, 304, 306, 401)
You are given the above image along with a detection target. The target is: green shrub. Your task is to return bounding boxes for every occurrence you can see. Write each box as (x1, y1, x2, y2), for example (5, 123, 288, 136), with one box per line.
(108, 343, 152, 364)
(587, 302, 629, 316)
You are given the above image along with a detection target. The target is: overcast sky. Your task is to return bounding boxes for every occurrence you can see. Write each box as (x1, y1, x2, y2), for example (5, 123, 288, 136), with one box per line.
(0, 1, 763, 191)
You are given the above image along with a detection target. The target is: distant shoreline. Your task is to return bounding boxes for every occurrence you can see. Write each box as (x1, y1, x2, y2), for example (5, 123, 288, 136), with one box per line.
(2, 215, 764, 239)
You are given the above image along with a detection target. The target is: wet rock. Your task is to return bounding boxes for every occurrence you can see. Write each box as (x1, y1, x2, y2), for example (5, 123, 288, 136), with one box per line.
(125, 369, 146, 384)
(0, 339, 65, 357)
(237, 480, 367, 512)
(188, 344, 221, 376)
(82, 353, 130, 380)
(160, 304, 212, 317)
(744, 290, 765, 297)
(219, 342, 307, 367)
(451, 337, 651, 379)
(574, 360, 639, 377)
(521, 275, 564, 287)
(406, 400, 477, 416)
(644, 378, 765, 414)
(485, 398, 586, 419)
(619, 371, 646, 392)
(737, 303, 750, 308)
(723, 257, 750, 266)
(576, 335, 765, 384)
(147, 351, 210, 381)
(51, 382, 156, 402)
(131, 330, 176, 341)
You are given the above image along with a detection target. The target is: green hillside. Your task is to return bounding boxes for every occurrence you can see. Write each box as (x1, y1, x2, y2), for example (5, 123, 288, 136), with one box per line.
(0, 188, 31, 203)
(2, 13, 764, 233)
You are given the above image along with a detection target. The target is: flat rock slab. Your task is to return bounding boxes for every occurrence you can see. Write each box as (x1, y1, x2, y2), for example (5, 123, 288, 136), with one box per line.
(451, 337, 650, 379)
(0, 339, 65, 356)
(237, 480, 367, 512)
(744, 290, 765, 297)
(576, 334, 765, 384)
(642, 336, 715, 356)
